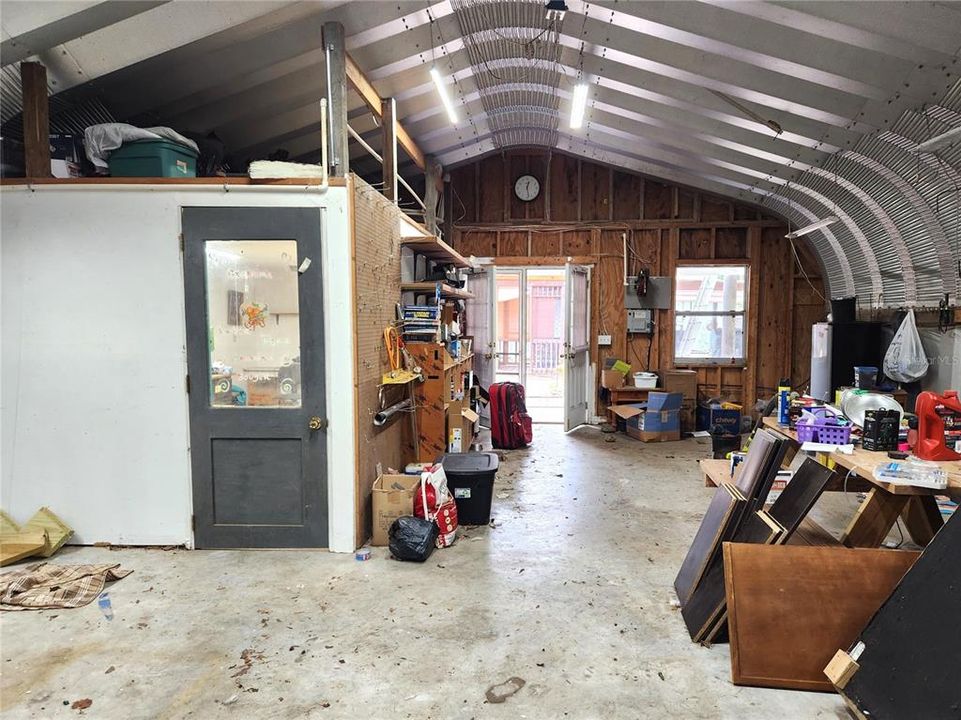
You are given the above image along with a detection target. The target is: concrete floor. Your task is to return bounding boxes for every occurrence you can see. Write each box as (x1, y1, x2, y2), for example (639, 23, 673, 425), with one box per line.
(1, 425, 859, 719)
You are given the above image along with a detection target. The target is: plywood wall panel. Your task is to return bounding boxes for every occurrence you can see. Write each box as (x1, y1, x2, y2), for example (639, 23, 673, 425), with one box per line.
(755, 229, 793, 398)
(479, 155, 506, 223)
(457, 231, 497, 258)
(702, 197, 732, 222)
(450, 165, 477, 223)
(644, 180, 673, 219)
(527, 152, 548, 221)
(531, 230, 562, 256)
(498, 231, 528, 257)
(679, 228, 713, 259)
(563, 231, 595, 256)
(612, 171, 642, 220)
(677, 190, 696, 220)
(550, 154, 579, 221)
(715, 227, 748, 258)
(581, 161, 611, 221)
(509, 153, 529, 220)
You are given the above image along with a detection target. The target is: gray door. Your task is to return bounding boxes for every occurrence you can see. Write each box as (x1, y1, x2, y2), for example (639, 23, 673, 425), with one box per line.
(183, 207, 327, 548)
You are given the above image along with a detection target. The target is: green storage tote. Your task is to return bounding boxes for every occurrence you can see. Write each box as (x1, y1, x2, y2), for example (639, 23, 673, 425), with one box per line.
(109, 139, 198, 178)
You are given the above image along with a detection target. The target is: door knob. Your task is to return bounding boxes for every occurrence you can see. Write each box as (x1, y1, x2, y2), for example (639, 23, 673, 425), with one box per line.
(309, 416, 328, 431)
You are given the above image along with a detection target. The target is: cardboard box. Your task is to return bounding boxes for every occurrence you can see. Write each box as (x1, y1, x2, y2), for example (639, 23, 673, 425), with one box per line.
(627, 426, 682, 443)
(448, 400, 479, 452)
(602, 369, 627, 389)
(615, 393, 683, 440)
(662, 370, 698, 400)
(371, 474, 420, 546)
(697, 404, 742, 433)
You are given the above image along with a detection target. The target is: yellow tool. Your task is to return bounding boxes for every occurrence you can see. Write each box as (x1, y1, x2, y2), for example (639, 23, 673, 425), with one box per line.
(382, 326, 421, 385)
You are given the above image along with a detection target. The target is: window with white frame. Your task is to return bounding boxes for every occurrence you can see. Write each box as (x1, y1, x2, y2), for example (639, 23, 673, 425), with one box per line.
(673, 265, 747, 364)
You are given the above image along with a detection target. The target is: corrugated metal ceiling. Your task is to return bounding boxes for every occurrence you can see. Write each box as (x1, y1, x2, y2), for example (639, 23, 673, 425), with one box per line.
(1, 0, 959, 308)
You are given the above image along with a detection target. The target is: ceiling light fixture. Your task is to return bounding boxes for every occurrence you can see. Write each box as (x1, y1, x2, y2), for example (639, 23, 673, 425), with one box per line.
(570, 83, 589, 129)
(430, 67, 458, 124)
(784, 216, 838, 239)
(545, 0, 568, 21)
(916, 125, 961, 153)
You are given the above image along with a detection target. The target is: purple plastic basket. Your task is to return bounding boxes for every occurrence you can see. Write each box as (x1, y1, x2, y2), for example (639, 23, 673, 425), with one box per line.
(795, 408, 852, 445)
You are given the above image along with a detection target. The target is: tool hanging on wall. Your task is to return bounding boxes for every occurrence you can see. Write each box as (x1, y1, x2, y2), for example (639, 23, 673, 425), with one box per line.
(382, 326, 422, 385)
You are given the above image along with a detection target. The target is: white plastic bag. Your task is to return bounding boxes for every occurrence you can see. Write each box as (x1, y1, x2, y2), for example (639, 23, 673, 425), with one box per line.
(883, 310, 929, 382)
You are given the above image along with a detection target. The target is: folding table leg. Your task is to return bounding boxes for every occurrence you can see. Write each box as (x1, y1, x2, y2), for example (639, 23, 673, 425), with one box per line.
(900, 495, 943, 546)
(841, 488, 909, 548)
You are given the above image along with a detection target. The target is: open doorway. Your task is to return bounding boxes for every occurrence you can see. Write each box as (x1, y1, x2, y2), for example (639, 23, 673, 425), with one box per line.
(493, 268, 566, 423)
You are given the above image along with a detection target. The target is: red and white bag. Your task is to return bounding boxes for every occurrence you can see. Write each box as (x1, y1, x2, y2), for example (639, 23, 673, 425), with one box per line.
(414, 465, 458, 548)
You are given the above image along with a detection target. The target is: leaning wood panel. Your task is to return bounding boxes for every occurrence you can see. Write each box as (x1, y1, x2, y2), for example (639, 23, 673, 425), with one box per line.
(352, 177, 408, 547)
(840, 512, 960, 719)
(724, 543, 918, 692)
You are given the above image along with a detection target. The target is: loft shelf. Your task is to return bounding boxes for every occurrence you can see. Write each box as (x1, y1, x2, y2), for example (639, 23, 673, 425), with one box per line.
(401, 282, 474, 300)
(400, 236, 474, 269)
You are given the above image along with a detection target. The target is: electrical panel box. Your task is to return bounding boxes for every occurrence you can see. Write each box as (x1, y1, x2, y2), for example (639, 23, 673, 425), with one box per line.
(625, 276, 672, 310)
(627, 308, 654, 334)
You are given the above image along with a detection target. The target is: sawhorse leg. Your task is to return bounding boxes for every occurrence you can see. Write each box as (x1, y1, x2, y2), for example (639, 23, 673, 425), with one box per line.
(841, 488, 909, 548)
(900, 495, 943, 546)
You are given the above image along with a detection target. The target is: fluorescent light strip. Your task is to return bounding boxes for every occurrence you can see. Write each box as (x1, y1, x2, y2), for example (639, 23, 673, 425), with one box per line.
(570, 83, 589, 129)
(785, 216, 838, 239)
(430, 67, 458, 124)
(916, 125, 961, 153)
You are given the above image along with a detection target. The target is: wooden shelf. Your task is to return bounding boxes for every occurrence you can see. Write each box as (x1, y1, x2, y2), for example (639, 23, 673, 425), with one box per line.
(401, 236, 474, 269)
(401, 282, 474, 300)
(444, 353, 474, 371)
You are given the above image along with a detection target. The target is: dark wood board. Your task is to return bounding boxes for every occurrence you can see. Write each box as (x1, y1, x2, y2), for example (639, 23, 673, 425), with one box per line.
(724, 543, 919, 692)
(768, 457, 835, 537)
(732, 429, 781, 502)
(842, 511, 961, 718)
(674, 483, 747, 607)
(682, 510, 782, 643)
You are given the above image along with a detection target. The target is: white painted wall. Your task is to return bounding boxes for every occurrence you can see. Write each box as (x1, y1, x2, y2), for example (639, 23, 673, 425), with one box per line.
(1, 183, 357, 552)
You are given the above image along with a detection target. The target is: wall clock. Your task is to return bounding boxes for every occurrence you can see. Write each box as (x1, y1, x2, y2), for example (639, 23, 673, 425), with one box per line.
(514, 174, 540, 202)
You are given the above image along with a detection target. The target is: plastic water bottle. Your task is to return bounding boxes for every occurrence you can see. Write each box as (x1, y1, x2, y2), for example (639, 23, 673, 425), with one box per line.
(98, 592, 114, 621)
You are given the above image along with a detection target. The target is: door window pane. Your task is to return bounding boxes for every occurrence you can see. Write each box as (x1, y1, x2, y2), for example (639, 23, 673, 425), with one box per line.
(205, 240, 302, 408)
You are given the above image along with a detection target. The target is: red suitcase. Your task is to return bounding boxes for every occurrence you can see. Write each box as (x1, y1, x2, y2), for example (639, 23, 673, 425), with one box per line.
(489, 382, 533, 449)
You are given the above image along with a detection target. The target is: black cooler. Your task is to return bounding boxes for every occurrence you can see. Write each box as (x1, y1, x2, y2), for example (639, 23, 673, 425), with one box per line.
(439, 452, 499, 525)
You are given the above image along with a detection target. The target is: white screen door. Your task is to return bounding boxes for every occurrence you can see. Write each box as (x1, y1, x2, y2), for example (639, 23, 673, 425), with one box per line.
(564, 264, 591, 431)
(466, 268, 494, 389)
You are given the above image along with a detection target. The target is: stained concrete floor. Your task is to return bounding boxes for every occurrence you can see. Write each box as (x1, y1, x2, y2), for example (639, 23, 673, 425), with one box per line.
(1, 425, 862, 719)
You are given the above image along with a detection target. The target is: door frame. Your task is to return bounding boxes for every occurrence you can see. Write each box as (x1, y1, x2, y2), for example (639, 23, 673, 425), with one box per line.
(488, 264, 592, 427)
(182, 206, 328, 549)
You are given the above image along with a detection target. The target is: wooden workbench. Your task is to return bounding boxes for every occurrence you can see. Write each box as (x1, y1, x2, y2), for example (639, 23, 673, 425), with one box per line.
(761, 417, 959, 547)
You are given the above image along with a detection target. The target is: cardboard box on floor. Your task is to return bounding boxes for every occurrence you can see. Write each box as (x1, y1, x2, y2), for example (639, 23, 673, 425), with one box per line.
(448, 400, 480, 452)
(613, 392, 683, 443)
(371, 474, 420, 546)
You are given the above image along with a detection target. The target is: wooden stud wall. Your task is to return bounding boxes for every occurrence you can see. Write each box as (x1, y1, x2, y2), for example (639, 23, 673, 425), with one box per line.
(351, 176, 410, 547)
(446, 150, 826, 413)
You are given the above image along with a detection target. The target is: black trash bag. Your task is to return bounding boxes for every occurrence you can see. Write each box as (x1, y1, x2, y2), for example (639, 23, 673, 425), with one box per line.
(388, 516, 438, 562)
